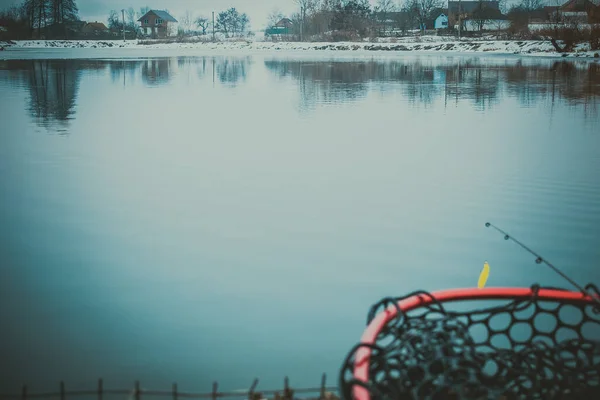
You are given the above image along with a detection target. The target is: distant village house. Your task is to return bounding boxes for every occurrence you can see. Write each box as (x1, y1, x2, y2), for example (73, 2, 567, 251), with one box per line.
(80, 22, 108, 36)
(265, 18, 293, 35)
(448, 1, 510, 31)
(138, 10, 178, 38)
(552, 0, 600, 23)
(434, 13, 449, 30)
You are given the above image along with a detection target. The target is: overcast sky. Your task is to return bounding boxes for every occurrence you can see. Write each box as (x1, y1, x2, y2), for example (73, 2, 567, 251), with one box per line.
(0, 0, 390, 30)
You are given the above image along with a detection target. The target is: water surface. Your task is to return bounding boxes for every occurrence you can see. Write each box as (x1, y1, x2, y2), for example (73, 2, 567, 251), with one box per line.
(1, 53, 599, 394)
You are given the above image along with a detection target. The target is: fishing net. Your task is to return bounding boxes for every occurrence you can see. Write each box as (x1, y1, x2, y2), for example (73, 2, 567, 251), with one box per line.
(339, 284, 600, 400)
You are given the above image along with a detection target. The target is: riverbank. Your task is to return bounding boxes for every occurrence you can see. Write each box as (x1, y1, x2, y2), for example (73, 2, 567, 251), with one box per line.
(1, 38, 599, 58)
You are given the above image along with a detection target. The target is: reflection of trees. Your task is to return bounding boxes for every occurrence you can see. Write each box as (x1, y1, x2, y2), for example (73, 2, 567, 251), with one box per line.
(444, 63, 501, 111)
(265, 61, 371, 111)
(264, 58, 600, 115)
(109, 60, 143, 84)
(1, 59, 138, 133)
(215, 56, 252, 86)
(24, 60, 81, 132)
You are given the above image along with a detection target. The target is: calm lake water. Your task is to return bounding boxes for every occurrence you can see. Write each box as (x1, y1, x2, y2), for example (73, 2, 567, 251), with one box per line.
(1, 52, 600, 394)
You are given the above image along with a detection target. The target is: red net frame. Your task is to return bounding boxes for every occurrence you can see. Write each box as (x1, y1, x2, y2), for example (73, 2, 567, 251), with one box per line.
(347, 286, 599, 400)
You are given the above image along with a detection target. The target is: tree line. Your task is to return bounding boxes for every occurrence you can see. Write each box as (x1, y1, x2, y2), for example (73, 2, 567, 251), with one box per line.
(0, 0, 79, 39)
(263, 0, 597, 43)
(171, 8, 250, 38)
(266, 0, 474, 41)
(0, 0, 252, 40)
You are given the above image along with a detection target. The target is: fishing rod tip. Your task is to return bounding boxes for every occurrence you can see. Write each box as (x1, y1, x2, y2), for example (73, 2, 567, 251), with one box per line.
(485, 222, 491, 227)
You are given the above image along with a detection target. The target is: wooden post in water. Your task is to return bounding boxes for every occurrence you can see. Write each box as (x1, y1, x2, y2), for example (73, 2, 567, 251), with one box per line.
(247, 379, 258, 400)
(172, 383, 178, 400)
(21, 385, 27, 400)
(135, 381, 140, 400)
(320, 374, 327, 399)
(60, 381, 65, 400)
(211, 382, 218, 400)
(283, 377, 293, 400)
(98, 379, 103, 400)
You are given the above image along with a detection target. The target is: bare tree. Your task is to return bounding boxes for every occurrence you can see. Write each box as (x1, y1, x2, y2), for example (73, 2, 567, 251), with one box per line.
(180, 10, 193, 33)
(267, 7, 284, 27)
(498, 0, 509, 14)
(517, 0, 544, 12)
(470, 0, 498, 32)
(405, 0, 444, 30)
(23, 0, 51, 36)
(126, 7, 136, 31)
(138, 6, 150, 19)
(195, 16, 210, 35)
(374, 0, 398, 35)
(375, 0, 397, 13)
(49, 0, 78, 24)
(294, 0, 317, 40)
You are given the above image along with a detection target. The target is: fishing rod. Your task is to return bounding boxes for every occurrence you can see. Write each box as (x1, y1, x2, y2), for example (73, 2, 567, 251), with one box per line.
(485, 222, 600, 306)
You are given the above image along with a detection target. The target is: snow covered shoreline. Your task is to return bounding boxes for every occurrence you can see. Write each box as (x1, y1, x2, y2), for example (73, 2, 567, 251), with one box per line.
(2, 38, 599, 59)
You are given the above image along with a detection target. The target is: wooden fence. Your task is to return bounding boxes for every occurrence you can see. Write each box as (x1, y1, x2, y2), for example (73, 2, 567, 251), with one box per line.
(0, 374, 340, 400)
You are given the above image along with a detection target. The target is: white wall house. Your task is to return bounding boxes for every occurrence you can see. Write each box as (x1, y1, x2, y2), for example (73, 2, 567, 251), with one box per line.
(434, 14, 449, 30)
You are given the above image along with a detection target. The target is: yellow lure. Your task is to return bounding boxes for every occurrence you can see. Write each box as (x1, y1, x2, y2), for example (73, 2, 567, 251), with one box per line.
(478, 261, 490, 289)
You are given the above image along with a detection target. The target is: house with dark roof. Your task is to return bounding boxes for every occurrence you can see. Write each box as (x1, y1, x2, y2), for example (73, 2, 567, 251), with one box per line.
(265, 18, 294, 35)
(372, 11, 417, 32)
(80, 22, 109, 36)
(428, 8, 449, 29)
(447, 1, 501, 26)
(275, 18, 293, 28)
(138, 10, 178, 38)
(555, 0, 600, 22)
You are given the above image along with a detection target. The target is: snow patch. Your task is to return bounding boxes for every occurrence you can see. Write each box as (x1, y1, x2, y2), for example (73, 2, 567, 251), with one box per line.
(2, 38, 599, 59)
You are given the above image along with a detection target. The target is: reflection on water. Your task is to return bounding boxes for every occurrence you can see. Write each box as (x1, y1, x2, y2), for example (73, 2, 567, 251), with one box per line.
(217, 56, 253, 86)
(1, 56, 598, 133)
(0, 53, 599, 394)
(0, 56, 257, 133)
(142, 59, 174, 86)
(1, 60, 83, 132)
(264, 58, 600, 115)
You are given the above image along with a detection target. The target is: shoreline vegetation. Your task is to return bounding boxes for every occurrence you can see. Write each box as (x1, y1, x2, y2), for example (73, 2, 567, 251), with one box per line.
(1, 0, 599, 58)
(1, 37, 599, 58)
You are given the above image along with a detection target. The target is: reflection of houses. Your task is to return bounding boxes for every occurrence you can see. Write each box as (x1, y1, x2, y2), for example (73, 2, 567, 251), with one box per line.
(265, 18, 293, 35)
(142, 59, 173, 85)
(138, 10, 178, 38)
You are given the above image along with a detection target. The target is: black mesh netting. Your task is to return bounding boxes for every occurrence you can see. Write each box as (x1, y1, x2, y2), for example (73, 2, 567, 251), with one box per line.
(339, 284, 600, 400)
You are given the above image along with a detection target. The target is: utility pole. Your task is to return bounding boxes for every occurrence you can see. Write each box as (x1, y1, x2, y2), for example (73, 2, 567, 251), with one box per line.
(121, 9, 126, 41)
(212, 11, 215, 42)
(457, 0, 462, 40)
(300, 6, 303, 42)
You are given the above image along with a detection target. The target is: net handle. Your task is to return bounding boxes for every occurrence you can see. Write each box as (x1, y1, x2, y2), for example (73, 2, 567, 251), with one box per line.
(351, 286, 597, 400)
